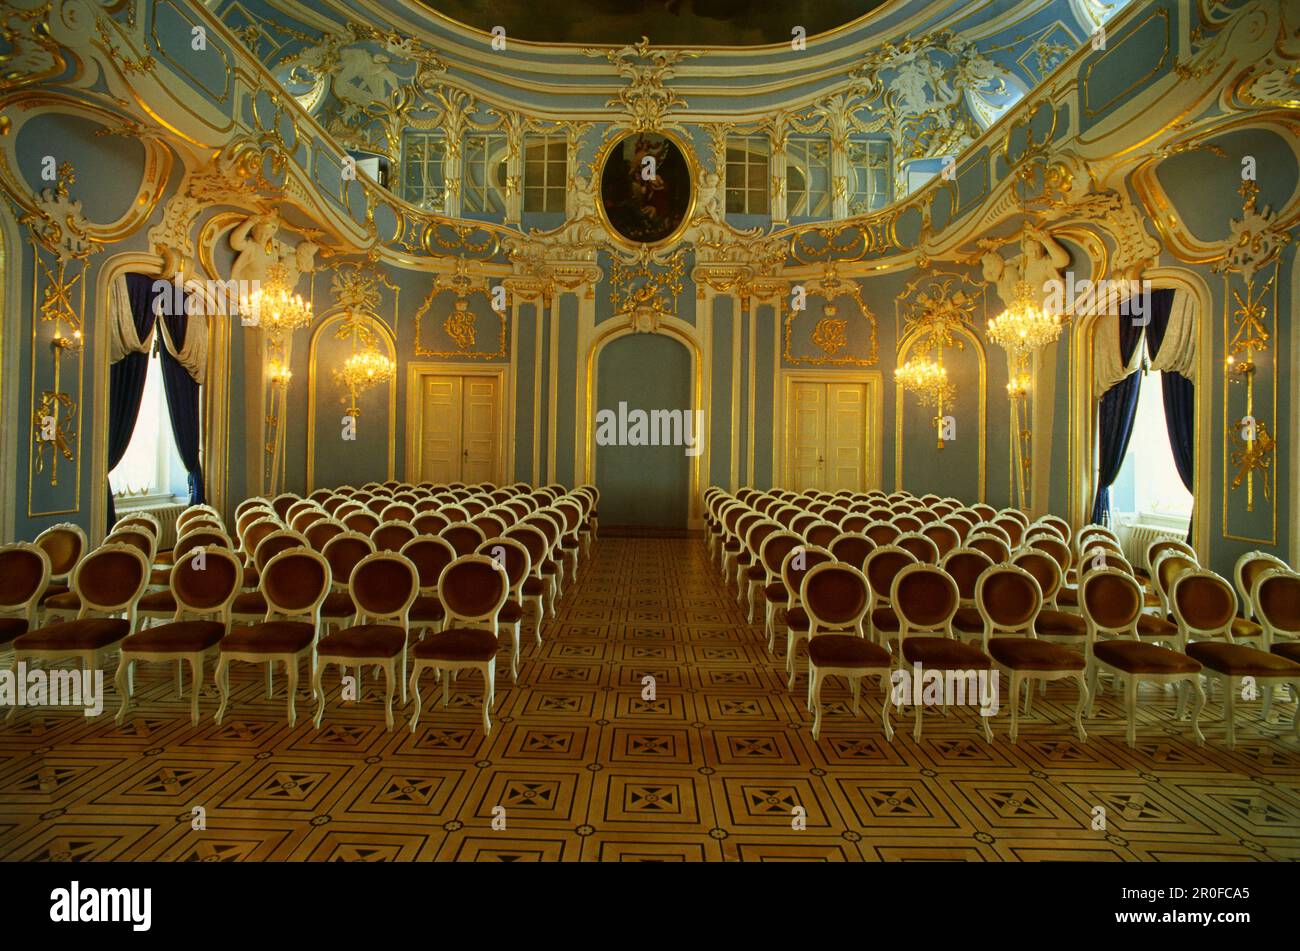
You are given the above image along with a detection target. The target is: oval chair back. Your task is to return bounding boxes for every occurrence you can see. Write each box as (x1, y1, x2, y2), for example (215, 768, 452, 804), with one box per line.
(437, 555, 509, 631)
(172, 545, 242, 619)
(373, 521, 418, 554)
(1010, 550, 1062, 607)
(1235, 551, 1290, 620)
(974, 564, 1042, 646)
(1170, 569, 1237, 646)
(800, 562, 870, 636)
(941, 547, 995, 608)
(321, 533, 377, 593)
(306, 519, 346, 552)
(891, 564, 960, 639)
(342, 510, 381, 535)
(442, 522, 487, 557)
(349, 552, 419, 630)
(1080, 568, 1143, 642)
(260, 549, 331, 623)
(921, 522, 960, 559)
(401, 536, 459, 597)
(472, 513, 509, 540)
(863, 521, 900, 547)
(863, 545, 918, 615)
(0, 542, 50, 632)
(896, 532, 939, 564)
(829, 533, 875, 570)
(967, 534, 1010, 565)
(73, 543, 151, 621)
(1253, 569, 1300, 648)
(253, 531, 307, 572)
(781, 544, 834, 610)
(478, 537, 531, 599)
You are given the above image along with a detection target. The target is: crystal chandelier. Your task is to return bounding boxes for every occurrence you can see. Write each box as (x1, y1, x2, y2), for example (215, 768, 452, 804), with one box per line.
(896, 344, 956, 449)
(895, 354, 952, 407)
(336, 318, 394, 418)
(243, 263, 312, 339)
(987, 279, 1065, 354)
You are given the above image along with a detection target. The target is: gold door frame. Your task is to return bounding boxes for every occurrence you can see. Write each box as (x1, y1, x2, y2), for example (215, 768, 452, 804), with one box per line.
(404, 362, 513, 486)
(780, 369, 884, 493)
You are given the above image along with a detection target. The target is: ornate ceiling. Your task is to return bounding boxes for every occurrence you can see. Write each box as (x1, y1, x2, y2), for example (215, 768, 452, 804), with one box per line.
(413, 0, 896, 47)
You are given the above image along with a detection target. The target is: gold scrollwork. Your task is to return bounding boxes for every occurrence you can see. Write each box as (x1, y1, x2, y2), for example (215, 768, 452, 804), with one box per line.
(783, 266, 879, 367)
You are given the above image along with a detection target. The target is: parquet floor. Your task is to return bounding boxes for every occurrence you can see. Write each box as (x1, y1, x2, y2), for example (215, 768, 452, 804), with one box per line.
(2, 535, 1298, 861)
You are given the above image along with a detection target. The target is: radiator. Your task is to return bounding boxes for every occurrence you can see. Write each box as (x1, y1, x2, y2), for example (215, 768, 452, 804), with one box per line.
(1121, 523, 1184, 570)
(124, 502, 187, 551)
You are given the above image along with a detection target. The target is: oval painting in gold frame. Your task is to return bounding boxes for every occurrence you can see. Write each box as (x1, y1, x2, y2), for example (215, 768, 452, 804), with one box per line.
(597, 130, 695, 248)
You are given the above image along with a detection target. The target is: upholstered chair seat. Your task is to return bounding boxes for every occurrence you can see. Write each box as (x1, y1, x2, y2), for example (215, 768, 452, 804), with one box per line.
(123, 620, 225, 653)
(413, 627, 499, 661)
(987, 639, 1085, 671)
(901, 636, 993, 669)
(15, 618, 130, 651)
(317, 624, 405, 658)
(221, 620, 316, 654)
(807, 634, 890, 668)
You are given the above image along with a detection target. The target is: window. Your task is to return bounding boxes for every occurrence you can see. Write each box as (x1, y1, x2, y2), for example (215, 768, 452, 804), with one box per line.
(462, 133, 508, 215)
(849, 140, 892, 213)
(402, 131, 446, 211)
(725, 135, 770, 215)
(1111, 370, 1193, 525)
(786, 137, 831, 218)
(523, 135, 566, 213)
(109, 348, 186, 503)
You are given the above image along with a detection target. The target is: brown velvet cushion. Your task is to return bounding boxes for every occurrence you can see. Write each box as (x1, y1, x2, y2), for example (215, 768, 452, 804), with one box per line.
(871, 606, 899, 632)
(39, 583, 70, 605)
(745, 565, 766, 580)
(522, 578, 547, 597)
(1186, 641, 1300, 677)
(736, 553, 753, 566)
(1055, 586, 1078, 606)
(1092, 640, 1200, 674)
(0, 617, 30, 645)
(1136, 614, 1177, 637)
(264, 555, 328, 611)
(895, 571, 956, 627)
(0, 549, 47, 606)
(149, 568, 172, 588)
(1270, 642, 1300, 663)
(139, 591, 177, 613)
(805, 568, 868, 625)
(321, 591, 356, 617)
(980, 572, 1039, 628)
(808, 634, 891, 668)
(1230, 617, 1263, 639)
(242, 565, 260, 588)
(902, 636, 993, 669)
(220, 621, 315, 653)
(317, 623, 405, 659)
(950, 606, 984, 633)
(988, 638, 1085, 670)
(44, 591, 81, 611)
(232, 592, 268, 615)
(14, 618, 130, 651)
(723, 540, 741, 552)
(411, 595, 445, 622)
(541, 559, 560, 574)
(413, 627, 498, 661)
(1257, 576, 1300, 630)
(38, 531, 83, 575)
(763, 582, 788, 603)
(786, 606, 809, 631)
(498, 600, 524, 623)
(123, 620, 225, 653)
(1036, 609, 1087, 636)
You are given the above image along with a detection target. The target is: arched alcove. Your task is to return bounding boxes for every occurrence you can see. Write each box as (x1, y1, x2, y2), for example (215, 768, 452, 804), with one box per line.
(588, 323, 700, 529)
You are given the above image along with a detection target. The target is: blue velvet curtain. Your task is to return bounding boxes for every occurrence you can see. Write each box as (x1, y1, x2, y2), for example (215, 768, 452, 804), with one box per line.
(1144, 288, 1193, 540)
(159, 306, 206, 505)
(1090, 304, 1147, 526)
(106, 273, 159, 530)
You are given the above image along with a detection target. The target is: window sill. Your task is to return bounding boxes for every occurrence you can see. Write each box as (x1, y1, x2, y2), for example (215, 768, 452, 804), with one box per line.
(114, 494, 186, 512)
(1114, 511, 1192, 531)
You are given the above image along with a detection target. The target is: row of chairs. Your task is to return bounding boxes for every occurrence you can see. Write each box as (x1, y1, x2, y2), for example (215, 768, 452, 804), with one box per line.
(0, 481, 600, 734)
(704, 486, 1300, 747)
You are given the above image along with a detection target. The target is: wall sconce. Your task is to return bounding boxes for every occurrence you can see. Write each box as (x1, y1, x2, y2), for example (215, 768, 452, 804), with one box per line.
(268, 359, 292, 387)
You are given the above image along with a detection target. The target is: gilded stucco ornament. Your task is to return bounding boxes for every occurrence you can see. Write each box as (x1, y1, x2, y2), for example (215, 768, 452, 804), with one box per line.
(1217, 178, 1291, 280)
(582, 37, 703, 133)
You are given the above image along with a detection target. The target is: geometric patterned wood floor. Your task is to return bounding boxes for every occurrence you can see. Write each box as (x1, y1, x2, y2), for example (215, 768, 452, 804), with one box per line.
(2, 536, 1297, 861)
